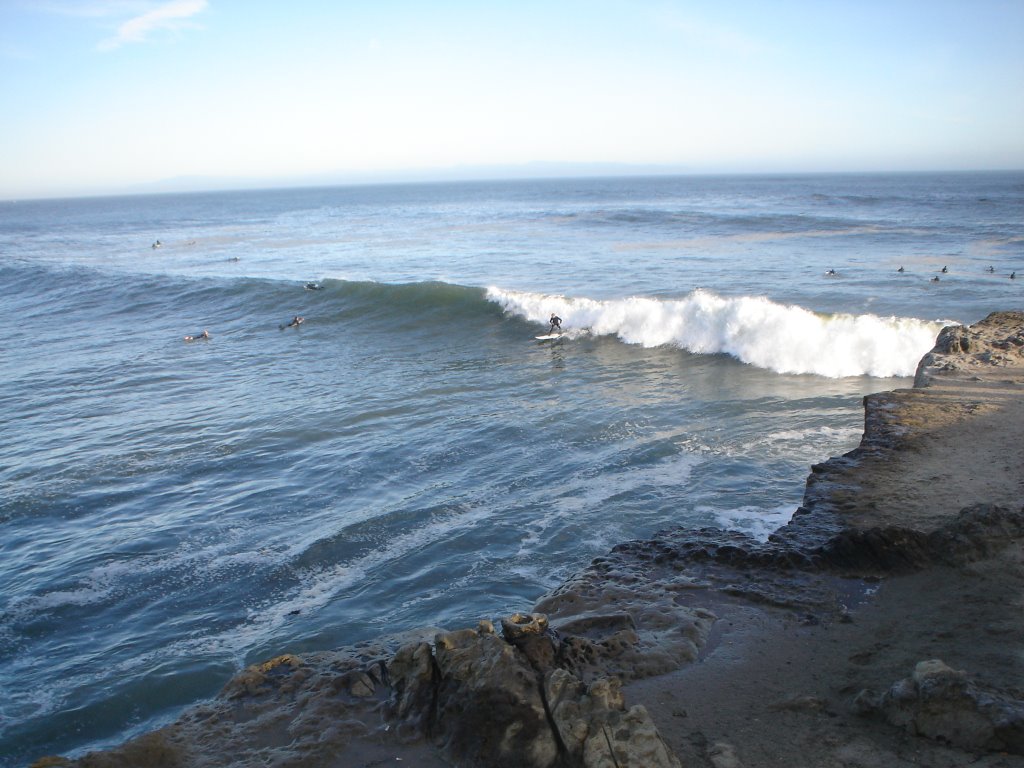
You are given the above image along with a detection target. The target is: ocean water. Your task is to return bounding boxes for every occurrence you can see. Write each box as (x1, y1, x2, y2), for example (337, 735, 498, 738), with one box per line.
(1, 172, 1021, 764)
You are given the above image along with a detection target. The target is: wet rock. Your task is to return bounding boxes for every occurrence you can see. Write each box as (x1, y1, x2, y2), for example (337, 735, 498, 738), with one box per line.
(222, 653, 305, 698)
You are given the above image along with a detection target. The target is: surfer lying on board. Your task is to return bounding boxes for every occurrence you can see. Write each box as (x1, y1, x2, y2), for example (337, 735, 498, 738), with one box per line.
(548, 313, 562, 334)
(184, 330, 210, 342)
(281, 316, 304, 329)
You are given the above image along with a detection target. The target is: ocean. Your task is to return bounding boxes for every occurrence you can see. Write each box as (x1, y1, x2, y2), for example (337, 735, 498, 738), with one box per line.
(1, 172, 1021, 765)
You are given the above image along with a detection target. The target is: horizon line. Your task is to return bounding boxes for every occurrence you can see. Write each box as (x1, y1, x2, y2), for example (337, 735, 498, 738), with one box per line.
(4, 164, 1023, 203)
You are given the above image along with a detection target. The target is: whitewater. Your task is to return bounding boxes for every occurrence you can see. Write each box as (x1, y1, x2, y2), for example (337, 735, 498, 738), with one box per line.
(487, 287, 943, 378)
(1, 172, 1021, 765)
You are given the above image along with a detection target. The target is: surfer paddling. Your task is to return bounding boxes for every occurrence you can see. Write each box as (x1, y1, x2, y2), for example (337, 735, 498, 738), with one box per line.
(280, 316, 304, 329)
(184, 330, 210, 342)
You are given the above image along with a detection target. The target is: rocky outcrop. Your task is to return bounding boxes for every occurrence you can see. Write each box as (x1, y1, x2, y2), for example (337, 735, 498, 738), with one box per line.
(854, 659, 1024, 754)
(914, 310, 1024, 388)
(385, 616, 681, 768)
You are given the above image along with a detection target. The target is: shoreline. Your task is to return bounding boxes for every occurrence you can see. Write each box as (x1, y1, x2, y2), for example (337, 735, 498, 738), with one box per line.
(34, 311, 1024, 768)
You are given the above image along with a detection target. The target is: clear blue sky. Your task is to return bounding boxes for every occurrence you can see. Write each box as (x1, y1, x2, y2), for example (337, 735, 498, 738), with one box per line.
(2, 0, 1022, 198)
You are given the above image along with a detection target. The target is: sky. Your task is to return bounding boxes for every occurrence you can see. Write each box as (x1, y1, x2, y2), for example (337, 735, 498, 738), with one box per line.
(1, 0, 1023, 198)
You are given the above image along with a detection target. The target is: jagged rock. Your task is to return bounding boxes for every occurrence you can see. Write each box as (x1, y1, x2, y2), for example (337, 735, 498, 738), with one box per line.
(546, 671, 682, 768)
(856, 659, 1024, 754)
(431, 621, 560, 767)
(221, 653, 306, 698)
(502, 612, 559, 670)
(583, 703, 680, 768)
(915, 311, 1024, 387)
(383, 616, 687, 768)
(386, 640, 438, 736)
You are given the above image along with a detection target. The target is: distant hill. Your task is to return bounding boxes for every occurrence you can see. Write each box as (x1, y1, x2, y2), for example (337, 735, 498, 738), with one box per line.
(127, 161, 693, 195)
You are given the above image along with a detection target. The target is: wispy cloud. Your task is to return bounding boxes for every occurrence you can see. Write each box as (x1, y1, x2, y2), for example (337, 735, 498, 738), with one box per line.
(97, 0, 208, 51)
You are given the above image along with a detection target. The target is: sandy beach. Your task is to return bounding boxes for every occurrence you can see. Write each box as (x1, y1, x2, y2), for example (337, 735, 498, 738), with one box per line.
(34, 311, 1024, 768)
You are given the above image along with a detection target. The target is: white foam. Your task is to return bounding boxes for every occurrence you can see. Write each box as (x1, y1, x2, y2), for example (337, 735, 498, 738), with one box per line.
(737, 424, 865, 461)
(706, 503, 798, 542)
(174, 504, 496, 660)
(9, 557, 139, 613)
(487, 287, 947, 378)
(513, 452, 704, 561)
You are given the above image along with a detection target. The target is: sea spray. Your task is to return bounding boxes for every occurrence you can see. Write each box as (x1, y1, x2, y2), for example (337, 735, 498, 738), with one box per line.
(487, 287, 947, 378)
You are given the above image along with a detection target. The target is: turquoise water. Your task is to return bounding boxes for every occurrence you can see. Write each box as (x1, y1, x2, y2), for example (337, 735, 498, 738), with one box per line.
(1, 172, 1021, 764)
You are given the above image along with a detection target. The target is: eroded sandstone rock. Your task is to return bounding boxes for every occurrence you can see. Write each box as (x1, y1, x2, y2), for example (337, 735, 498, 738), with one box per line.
(915, 311, 1024, 387)
(546, 671, 681, 768)
(535, 574, 717, 682)
(384, 614, 684, 767)
(432, 621, 559, 767)
(855, 659, 1024, 754)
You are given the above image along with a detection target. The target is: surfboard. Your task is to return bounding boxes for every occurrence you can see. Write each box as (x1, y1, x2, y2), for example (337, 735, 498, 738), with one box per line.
(534, 333, 564, 341)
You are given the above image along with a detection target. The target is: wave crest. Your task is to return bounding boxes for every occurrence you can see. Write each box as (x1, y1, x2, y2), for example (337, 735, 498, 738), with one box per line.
(487, 287, 946, 378)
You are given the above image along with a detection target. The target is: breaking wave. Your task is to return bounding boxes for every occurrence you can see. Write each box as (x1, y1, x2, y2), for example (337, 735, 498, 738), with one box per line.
(487, 286, 946, 378)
